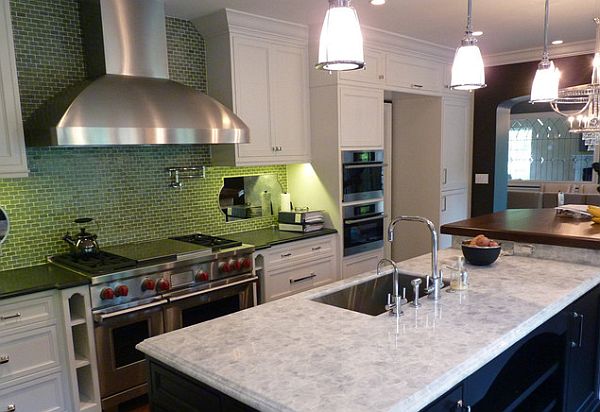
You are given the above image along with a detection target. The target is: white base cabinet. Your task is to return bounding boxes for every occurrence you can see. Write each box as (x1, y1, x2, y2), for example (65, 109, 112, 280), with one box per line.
(256, 234, 339, 303)
(342, 249, 384, 279)
(0, 1, 28, 177)
(440, 189, 469, 249)
(0, 373, 66, 412)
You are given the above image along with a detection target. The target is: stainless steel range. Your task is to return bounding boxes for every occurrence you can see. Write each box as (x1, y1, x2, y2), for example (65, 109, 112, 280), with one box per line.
(50, 235, 256, 412)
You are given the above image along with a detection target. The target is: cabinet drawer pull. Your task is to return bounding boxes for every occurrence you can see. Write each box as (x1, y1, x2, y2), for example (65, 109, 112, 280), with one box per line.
(0, 312, 21, 321)
(290, 273, 316, 284)
(456, 400, 471, 412)
(411, 84, 424, 88)
(6, 405, 15, 412)
(442, 196, 447, 212)
(0, 355, 8, 364)
(312, 246, 322, 251)
(281, 253, 292, 258)
(571, 312, 584, 348)
(443, 168, 448, 185)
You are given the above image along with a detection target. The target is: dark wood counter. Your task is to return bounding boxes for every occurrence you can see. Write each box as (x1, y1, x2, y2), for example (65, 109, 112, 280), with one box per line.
(441, 209, 600, 249)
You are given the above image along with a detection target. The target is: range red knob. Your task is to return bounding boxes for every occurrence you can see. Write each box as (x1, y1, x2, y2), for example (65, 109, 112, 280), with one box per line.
(241, 257, 252, 269)
(141, 278, 156, 292)
(195, 271, 209, 282)
(100, 288, 115, 300)
(219, 261, 231, 273)
(233, 259, 242, 271)
(156, 278, 170, 292)
(114, 285, 129, 297)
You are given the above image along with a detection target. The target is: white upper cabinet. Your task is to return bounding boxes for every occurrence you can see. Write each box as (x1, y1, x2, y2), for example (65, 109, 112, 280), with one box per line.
(338, 48, 385, 86)
(442, 96, 472, 191)
(339, 85, 384, 149)
(0, 2, 28, 177)
(385, 52, 444, 94)
(195, 10, 310, 166)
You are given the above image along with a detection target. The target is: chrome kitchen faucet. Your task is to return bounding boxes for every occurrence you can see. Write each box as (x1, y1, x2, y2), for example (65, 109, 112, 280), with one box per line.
(388, 216, 442, 301)
(377, 258, 405, 316)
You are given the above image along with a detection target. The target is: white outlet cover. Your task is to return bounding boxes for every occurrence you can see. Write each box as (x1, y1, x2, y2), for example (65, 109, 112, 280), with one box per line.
(475, 174, 489, 184)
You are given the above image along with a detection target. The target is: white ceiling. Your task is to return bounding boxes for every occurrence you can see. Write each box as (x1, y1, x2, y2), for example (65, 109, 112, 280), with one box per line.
(163, 0, 598, 56)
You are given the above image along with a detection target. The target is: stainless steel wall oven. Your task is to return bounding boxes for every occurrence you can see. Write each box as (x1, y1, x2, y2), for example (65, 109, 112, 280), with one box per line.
(343, 200, 385, 256)
(342, 150, 385, 202)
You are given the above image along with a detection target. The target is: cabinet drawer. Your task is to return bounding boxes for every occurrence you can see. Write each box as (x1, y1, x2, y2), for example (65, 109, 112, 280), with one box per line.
(0, 372, 65, 412)
(0, 293, 54, 332)
(0, 326, 60, 384)
(265, 236, 335, 269)
(342, 249, 383, 279)
(265, 257, 336, 302)
(385, 53, 443, 93)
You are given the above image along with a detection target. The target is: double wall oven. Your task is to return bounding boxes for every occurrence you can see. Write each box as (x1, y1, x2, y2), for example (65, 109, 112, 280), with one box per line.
(51, 235, 256, 412)
(342, 150, 386, 256)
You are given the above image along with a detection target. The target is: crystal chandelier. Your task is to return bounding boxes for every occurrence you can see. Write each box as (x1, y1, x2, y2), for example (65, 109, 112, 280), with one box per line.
(547, 18, 600, 149)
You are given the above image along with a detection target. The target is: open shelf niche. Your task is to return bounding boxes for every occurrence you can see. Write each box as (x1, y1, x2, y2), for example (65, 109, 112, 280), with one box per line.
(60, 286, 102, 412)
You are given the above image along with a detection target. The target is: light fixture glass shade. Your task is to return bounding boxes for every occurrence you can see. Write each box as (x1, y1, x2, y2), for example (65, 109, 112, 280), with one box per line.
(316, 1, 364, 71)
(530, 61, 560, 102)
(450, 43, 486, 90)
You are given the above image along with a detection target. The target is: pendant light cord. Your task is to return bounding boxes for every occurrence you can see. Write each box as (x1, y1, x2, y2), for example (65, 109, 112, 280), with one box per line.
(466, 0, 473, 34)
(542, 0, 550, 60)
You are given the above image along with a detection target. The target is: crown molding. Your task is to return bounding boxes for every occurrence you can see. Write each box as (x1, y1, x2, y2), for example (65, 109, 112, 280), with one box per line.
(485, 39, 595, 67)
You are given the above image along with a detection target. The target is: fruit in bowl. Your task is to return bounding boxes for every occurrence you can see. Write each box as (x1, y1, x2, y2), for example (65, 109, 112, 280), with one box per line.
(461, 234, 501, 266)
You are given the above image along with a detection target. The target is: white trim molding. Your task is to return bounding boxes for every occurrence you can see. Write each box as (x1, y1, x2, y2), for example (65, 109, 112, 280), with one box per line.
(485, 39, 596, 67)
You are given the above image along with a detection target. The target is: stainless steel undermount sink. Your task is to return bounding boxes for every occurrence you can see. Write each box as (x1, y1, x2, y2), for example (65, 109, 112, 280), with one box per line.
(312, 272, 447, 316)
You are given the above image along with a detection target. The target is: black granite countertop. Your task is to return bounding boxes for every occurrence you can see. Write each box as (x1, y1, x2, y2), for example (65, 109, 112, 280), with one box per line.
(225, 227, 338, 250)
(0, 264, 89, 300)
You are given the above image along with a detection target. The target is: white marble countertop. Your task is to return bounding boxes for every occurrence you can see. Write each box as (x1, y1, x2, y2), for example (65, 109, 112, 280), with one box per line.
(137, 249, 600, 412)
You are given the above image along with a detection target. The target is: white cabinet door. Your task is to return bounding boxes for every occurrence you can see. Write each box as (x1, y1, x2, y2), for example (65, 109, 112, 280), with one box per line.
(339, 48, 385, 85)
(232, 36, 274, 159)
(339, 86, 384, 149)
(0, 373, 66, 412)
(440, 189, 468, 249)
(269, 43, 310, 159)
(385, 52, 443, 93)
(342, 249, 384, 279)
(0, 1, 28, 177)
(442, 97, 471, 191)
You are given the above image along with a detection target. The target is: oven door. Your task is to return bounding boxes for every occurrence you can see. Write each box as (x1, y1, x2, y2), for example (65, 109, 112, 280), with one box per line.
(343, 214, 385, 256)
(93, 299, 166, 406)
(342, 163, 385, 202)
(164, 276, 257, 332)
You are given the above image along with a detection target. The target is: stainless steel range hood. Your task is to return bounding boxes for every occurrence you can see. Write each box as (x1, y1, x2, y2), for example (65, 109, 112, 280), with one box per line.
(25, 0, 249, 146)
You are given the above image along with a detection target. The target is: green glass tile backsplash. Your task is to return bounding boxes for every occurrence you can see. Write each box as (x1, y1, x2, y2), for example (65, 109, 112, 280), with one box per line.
(0, 0, 287, 270)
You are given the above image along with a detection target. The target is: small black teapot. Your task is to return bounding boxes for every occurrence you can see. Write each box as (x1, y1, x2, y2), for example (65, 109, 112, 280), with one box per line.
(63, 217, 100, 256)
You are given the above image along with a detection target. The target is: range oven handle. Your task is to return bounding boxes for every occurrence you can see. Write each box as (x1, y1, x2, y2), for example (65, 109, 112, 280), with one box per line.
(343, 163, 388, 170)
(344, 214, 387, 225)
(93, 299, 168, 322)
(168, 276, 258, 303)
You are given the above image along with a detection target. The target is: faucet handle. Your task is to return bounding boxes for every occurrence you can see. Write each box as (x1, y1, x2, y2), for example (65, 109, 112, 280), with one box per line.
(399, 287, 407, 305)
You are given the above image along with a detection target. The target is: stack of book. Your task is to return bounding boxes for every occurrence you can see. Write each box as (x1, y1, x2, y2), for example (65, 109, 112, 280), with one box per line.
(278, 210, 325, 232)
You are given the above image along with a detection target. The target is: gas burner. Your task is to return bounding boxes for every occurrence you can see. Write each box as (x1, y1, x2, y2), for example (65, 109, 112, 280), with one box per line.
(170, 234, 242, 251)
(51, 251, 137, 275)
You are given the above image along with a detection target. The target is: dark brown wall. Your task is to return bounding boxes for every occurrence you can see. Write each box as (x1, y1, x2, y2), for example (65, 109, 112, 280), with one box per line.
(471, 54, 594, 216)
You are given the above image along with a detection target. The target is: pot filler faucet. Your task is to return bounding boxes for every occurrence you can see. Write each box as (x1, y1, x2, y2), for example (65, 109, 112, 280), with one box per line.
(388, 216, 442, 301)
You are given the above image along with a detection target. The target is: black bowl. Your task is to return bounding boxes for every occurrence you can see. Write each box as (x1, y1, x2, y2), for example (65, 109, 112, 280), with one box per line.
(461, 242, 501, 266)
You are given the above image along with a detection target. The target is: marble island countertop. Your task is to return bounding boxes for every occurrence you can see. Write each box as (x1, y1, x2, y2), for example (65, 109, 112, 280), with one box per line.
(137, 249, 600, 412)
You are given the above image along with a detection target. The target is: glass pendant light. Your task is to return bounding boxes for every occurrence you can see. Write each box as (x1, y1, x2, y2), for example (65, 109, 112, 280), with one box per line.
(316, 0, 365, 71)
(450, 0, 486, 90)
(530, 0, 560, 102)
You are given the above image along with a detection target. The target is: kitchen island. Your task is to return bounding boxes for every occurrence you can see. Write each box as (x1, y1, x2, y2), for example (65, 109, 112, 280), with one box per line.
(137, 247, 600, 412)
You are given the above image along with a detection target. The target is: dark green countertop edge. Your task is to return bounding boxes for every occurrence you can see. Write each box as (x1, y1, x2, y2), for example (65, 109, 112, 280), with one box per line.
(225, 228, 338, 250)
(0, 263, 89, 300)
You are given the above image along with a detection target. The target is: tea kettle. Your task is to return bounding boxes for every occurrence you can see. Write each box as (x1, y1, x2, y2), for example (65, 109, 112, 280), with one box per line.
(63, 217, 100, 256)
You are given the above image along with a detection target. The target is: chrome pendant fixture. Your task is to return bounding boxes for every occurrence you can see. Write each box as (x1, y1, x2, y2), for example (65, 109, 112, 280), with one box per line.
(315, 0, 365, 71)
(530, 0, 560, 103)
(450, 0, 486, 90)
(549, 18, 600, 149)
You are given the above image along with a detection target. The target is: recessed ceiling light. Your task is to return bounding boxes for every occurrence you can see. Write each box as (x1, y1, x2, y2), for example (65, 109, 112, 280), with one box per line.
(370, 0, 386, 5)
(552, 40, 564, 45)
(472, 31, 484, 36)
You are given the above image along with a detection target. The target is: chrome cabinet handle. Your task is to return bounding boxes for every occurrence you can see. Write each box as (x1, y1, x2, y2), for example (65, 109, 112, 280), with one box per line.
(0, 355, 8, 365)
(443, 168, 448, 185)
(442, 196, 447, 212)
(571, 312, 584, 348)
(281, 252, 292, 258)
(6, 405, 15, 412)
(312, 246, 322, 251)
(457, 400, 471, 412)
(411, 83, 424, 88)
(290, 273, 316, 284)
(0, 312, 21, 321)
